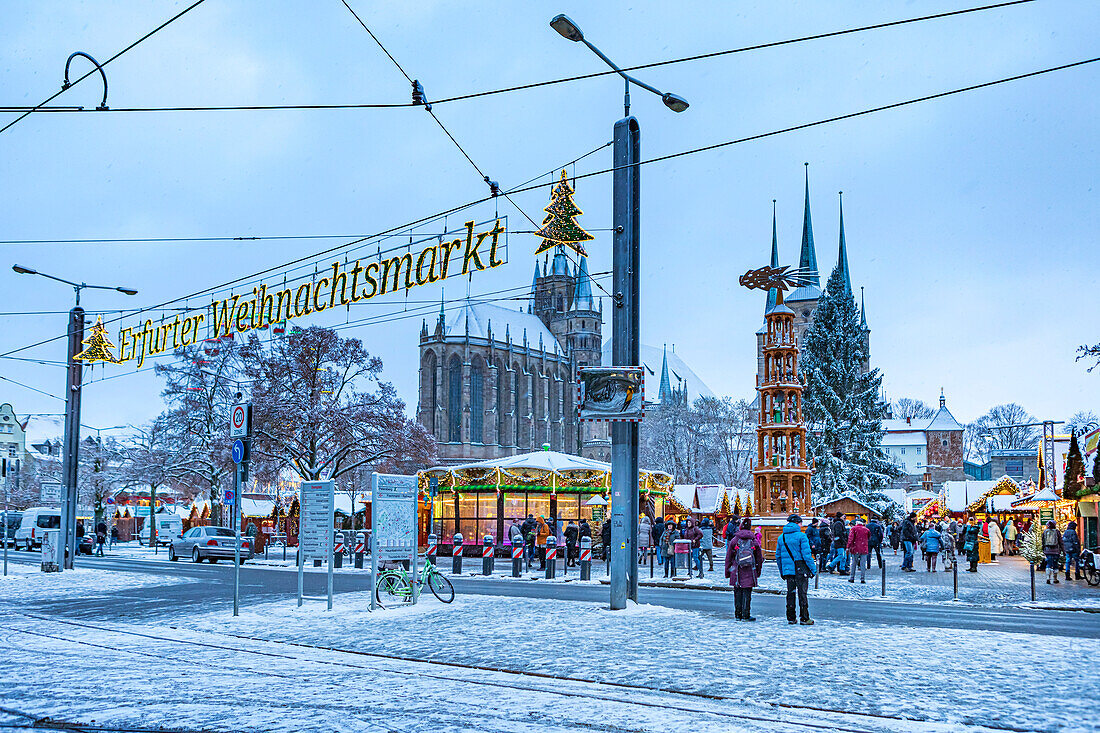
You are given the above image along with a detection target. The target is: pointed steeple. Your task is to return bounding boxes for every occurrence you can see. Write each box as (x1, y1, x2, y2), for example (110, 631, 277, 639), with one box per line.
(551, 244, 570, 276)
(658, 344, 673, 403)
(529, 260, 540, 313)
(434, 289, 446, 336)
(571, 256, 594, 311)
(799, 163, 820, 286)
(836, 191, 852, 295)
(859, 286, 868, 330)
(766, 199, 779, 313)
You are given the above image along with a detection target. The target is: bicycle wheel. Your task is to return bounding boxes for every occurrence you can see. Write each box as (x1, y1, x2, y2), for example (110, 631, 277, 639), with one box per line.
(1087, 569, 1100, 587)
(427, 569, 455, 603)
(376, 572, 412, 606)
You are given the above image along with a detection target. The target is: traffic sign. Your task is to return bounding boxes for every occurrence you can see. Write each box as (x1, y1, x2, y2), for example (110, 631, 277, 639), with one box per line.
(230, 402, 251, 438)
(428, 475, 438, 498)
(232, 439, 247, 464)
(224, 489, 235, 505)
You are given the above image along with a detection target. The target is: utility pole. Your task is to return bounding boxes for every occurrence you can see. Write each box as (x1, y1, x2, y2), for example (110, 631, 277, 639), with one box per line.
(62, 306, 85, 569)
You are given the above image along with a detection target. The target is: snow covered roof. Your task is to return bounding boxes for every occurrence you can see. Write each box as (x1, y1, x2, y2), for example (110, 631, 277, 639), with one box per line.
(602, 343, 715, 401)
(784, 284, 821, 304)
(444, 301, 558, 352)
(241, 498, 274, 517)
(926, 404, 963, 431)
(882, 418, 931, 432)
(448, 449, 610, 474)
(881, 431, 926, 447)
(20, 414, 65, 445)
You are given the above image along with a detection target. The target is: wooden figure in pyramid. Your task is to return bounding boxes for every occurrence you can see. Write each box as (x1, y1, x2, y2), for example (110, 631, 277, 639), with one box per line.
(74, 316, 118, 364)
(534, 170, 593, 257)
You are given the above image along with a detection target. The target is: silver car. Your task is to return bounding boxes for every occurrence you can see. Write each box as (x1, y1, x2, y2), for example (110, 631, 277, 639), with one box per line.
(169, 526, 254, 563)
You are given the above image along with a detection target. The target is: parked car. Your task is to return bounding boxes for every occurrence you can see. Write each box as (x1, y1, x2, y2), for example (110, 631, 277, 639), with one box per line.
(169, 526, 253, 563)
(14, 507, 61, 551)
(136, 514, 183, 547)
(78, 533, 94, 555)
(2, 511, 22, 546)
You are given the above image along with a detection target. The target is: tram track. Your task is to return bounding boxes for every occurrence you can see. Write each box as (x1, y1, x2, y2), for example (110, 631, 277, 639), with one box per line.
(6, 613, 1039, 733)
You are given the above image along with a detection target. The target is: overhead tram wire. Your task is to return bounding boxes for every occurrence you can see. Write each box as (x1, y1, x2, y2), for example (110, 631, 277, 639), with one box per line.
(0, 0, 208, 136)
(4, 54, 1096, 361)
(0, 374, 66, 402)
(0, 0, 1038, 117)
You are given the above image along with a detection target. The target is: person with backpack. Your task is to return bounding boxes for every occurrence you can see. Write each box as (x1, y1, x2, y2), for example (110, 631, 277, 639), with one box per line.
(94, 520, 108, 557)
(600, 518, 612, 563)
(652, 517, 666, 568)
(826, 514, 849, 574)
(775, 514, 815, 625)
(866, 517, 884, 568)
(900, 512, 919, 572)
(698, 517, 715, 572)
(508, 517, 525, 558)
(564, 520, 579, 567)
(521, 514, 538, 566)
(683, 518, 704, 578)
(920, 523, 942, 572)
(847, 518, 871, 583)
(941, 520, 958, 571)
(806, 518, 821, 560)
(817, 519, 833, 573)
(1042, 520, 1064, 583)
(638, 513, 652, 564)
(725, 517, 764, 621)
(1062, 521, 1081, 581)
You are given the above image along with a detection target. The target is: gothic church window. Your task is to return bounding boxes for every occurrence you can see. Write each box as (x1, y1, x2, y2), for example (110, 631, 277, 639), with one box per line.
(496, 362, 504, 444)
(448, 355, 462, 443)
(471, 359, 484, 444)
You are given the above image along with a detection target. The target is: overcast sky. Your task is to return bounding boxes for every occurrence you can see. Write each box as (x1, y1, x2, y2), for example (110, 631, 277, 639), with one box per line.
(2, 0, 1097, 439)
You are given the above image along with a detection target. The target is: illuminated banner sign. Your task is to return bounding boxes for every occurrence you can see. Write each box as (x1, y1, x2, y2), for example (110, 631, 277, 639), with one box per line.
(105, 219, 506, 368)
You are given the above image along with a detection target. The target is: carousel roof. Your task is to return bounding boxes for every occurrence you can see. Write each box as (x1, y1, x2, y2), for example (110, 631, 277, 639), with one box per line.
(445, 449, 612, 474)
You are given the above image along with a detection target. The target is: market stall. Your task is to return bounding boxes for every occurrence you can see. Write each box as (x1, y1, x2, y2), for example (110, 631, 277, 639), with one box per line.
(419, 449, 675, 552)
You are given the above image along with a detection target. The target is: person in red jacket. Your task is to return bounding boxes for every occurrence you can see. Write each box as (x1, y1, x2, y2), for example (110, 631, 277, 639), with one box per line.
(847, 518, 871, 584)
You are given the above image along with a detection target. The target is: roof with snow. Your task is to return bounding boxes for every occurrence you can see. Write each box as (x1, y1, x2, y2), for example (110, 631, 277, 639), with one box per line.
(444, 301, 558, 351)
(601, 343, 715, 402)
(447, 449, 610, 474)
(926, 405, 963, 432)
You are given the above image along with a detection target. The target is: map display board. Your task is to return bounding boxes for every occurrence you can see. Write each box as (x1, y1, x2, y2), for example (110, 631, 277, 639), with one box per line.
(371, 473, 418, 562)
(299, 480, 334, 560)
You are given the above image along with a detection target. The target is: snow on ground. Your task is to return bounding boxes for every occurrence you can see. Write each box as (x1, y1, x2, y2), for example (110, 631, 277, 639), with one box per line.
(159, 591, 1096, 733)
(0, 563, 195, 600)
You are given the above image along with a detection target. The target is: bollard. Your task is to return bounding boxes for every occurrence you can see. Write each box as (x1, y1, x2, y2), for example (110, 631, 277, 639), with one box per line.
(1030, 562, 1036, 601)
(579, 537, 592, 580)
(673, 539, 691, 579)
(511, 542, 523, 577)
(650, 546, 655, 578)
(814, 565, 819, 589)
(426, 533, 438, 564)
(881, 559, 886, 597)
(482, 534, 495, 576)
(545, 536, 557, 579)
(953, 561, 958, 600)
(452, 533, 464, 575)
(354, 532, 366, 569)
(333, 536, 344, 569)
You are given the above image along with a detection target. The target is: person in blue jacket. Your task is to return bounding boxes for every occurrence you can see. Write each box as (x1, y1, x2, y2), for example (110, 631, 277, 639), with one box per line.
(775, 514, 815, 625)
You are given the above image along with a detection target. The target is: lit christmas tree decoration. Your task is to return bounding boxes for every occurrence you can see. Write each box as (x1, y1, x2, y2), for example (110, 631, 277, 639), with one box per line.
(534, 170, 593, 257)
(74, 316, 119, 364)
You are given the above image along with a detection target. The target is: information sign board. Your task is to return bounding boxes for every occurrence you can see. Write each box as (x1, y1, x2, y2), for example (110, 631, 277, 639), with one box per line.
(372, 473, 418, 561)
(299, 480, 334, 560)
(40, 481, 62, 505)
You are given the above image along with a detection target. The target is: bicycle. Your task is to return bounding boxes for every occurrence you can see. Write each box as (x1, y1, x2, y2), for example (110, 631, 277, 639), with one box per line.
(375, 556, 455, 606)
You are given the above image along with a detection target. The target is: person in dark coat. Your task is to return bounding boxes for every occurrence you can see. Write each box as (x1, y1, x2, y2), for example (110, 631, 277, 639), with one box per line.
(806, 518, 821, 559)
(817, 520, 833, 572)
(94, 520, 108, 557)
(888, 521, 901, 554)
(725, 517, 764, 621)
(962, 519, 981, 573)
(564, 520, 579, 566)
(521, 514, 538, 566)
(652, 517, 666, 567)
(900, 513, 919, 571)
(600, 519, 612, 562)
(867, 518, 885, 568)
(683, 518, 704, 578)
(1043, 520, 1064, 583)
(1063, 521, 1082, 581)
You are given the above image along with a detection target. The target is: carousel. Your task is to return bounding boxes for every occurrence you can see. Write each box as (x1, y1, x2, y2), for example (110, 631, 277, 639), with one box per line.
(418, 448, 675, 549)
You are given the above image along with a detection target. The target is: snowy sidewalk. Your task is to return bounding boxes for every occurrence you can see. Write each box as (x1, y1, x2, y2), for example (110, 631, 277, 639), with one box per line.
(1, 589, 1095, 732)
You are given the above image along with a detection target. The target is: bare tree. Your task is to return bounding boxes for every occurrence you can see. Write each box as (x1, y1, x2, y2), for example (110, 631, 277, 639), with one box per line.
(973, 403, 1039, 453)
(119, 416, 196, 546)
(892, 398, 934, 422)
(641, 396, 755, 489)
(963, 422, 990, 464)
(1066, 411, 1100, 436)
(79, 436, 124, 525)
(155, 340, 242, 524)
(1077, 343, 1100, 372)
(239, 326, 435, 482)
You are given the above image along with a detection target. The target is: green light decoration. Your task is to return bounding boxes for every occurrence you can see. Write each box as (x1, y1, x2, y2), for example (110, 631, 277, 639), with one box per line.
(534, 170, 593, 257)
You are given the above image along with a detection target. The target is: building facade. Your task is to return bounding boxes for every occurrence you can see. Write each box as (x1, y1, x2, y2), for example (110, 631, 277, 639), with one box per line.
(0, 403, 26, 461)
(882, 392, 967, 491)
(418, 246, 610, 465)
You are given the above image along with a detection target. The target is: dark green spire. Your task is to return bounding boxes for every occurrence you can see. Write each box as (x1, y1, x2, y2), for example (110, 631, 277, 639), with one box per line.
(837, 191, 852, 295)
(799, 163, 820, 286)
(766, 199, 779, 313)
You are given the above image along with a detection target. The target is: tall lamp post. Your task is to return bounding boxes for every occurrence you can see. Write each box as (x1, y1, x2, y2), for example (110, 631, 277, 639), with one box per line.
(12, 264, 137, 569)
(548, 15, 688, 610)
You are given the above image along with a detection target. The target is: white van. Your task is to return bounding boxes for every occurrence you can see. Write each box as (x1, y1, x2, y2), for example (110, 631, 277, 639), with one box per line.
(137, 514, 183, 546)
(15, 507, 61, 551)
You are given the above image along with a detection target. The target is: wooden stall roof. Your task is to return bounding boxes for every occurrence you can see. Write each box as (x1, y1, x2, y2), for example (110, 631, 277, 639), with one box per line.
(813, 495, 882, 520)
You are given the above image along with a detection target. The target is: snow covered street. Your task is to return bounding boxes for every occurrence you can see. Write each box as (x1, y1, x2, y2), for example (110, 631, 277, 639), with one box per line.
(1, 576, 1097, 732)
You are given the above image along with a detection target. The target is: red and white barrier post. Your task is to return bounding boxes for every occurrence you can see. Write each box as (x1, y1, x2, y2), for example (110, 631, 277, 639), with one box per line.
(354, 532, 366, 569)
(579, 537, 592, 580)
(426, 533, 438, 564)
(333, 535, 345, 569)
(511, 541, 523, 577)
(482, 534, 495, 576)
(452, 532, 464, 575)
(545, 536, 558, 580)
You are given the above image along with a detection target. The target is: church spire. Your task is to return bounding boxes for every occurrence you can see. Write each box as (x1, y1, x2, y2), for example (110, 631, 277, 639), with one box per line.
(659, 344, 673, 404)
(799, 163, 820, 286)
(571, 256, 594, 311)
(529, 260, 540, 313)
(837, 191, 852, 295)
(766, 199, 779, 313)
(860, 286, 868, 329)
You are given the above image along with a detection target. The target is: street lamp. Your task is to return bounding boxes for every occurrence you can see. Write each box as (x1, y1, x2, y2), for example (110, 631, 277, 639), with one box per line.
(549, 14, 687, 610)
(11, 265, 138, 569)
(549, 14, 689, 116)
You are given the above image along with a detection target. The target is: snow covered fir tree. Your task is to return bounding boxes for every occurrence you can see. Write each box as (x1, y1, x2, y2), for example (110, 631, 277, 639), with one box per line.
(798, 196, 900, 508)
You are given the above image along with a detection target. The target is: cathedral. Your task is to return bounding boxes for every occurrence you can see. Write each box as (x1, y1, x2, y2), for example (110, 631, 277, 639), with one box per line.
(756, 167, 870, 386)
(418, 246, 611, 464)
